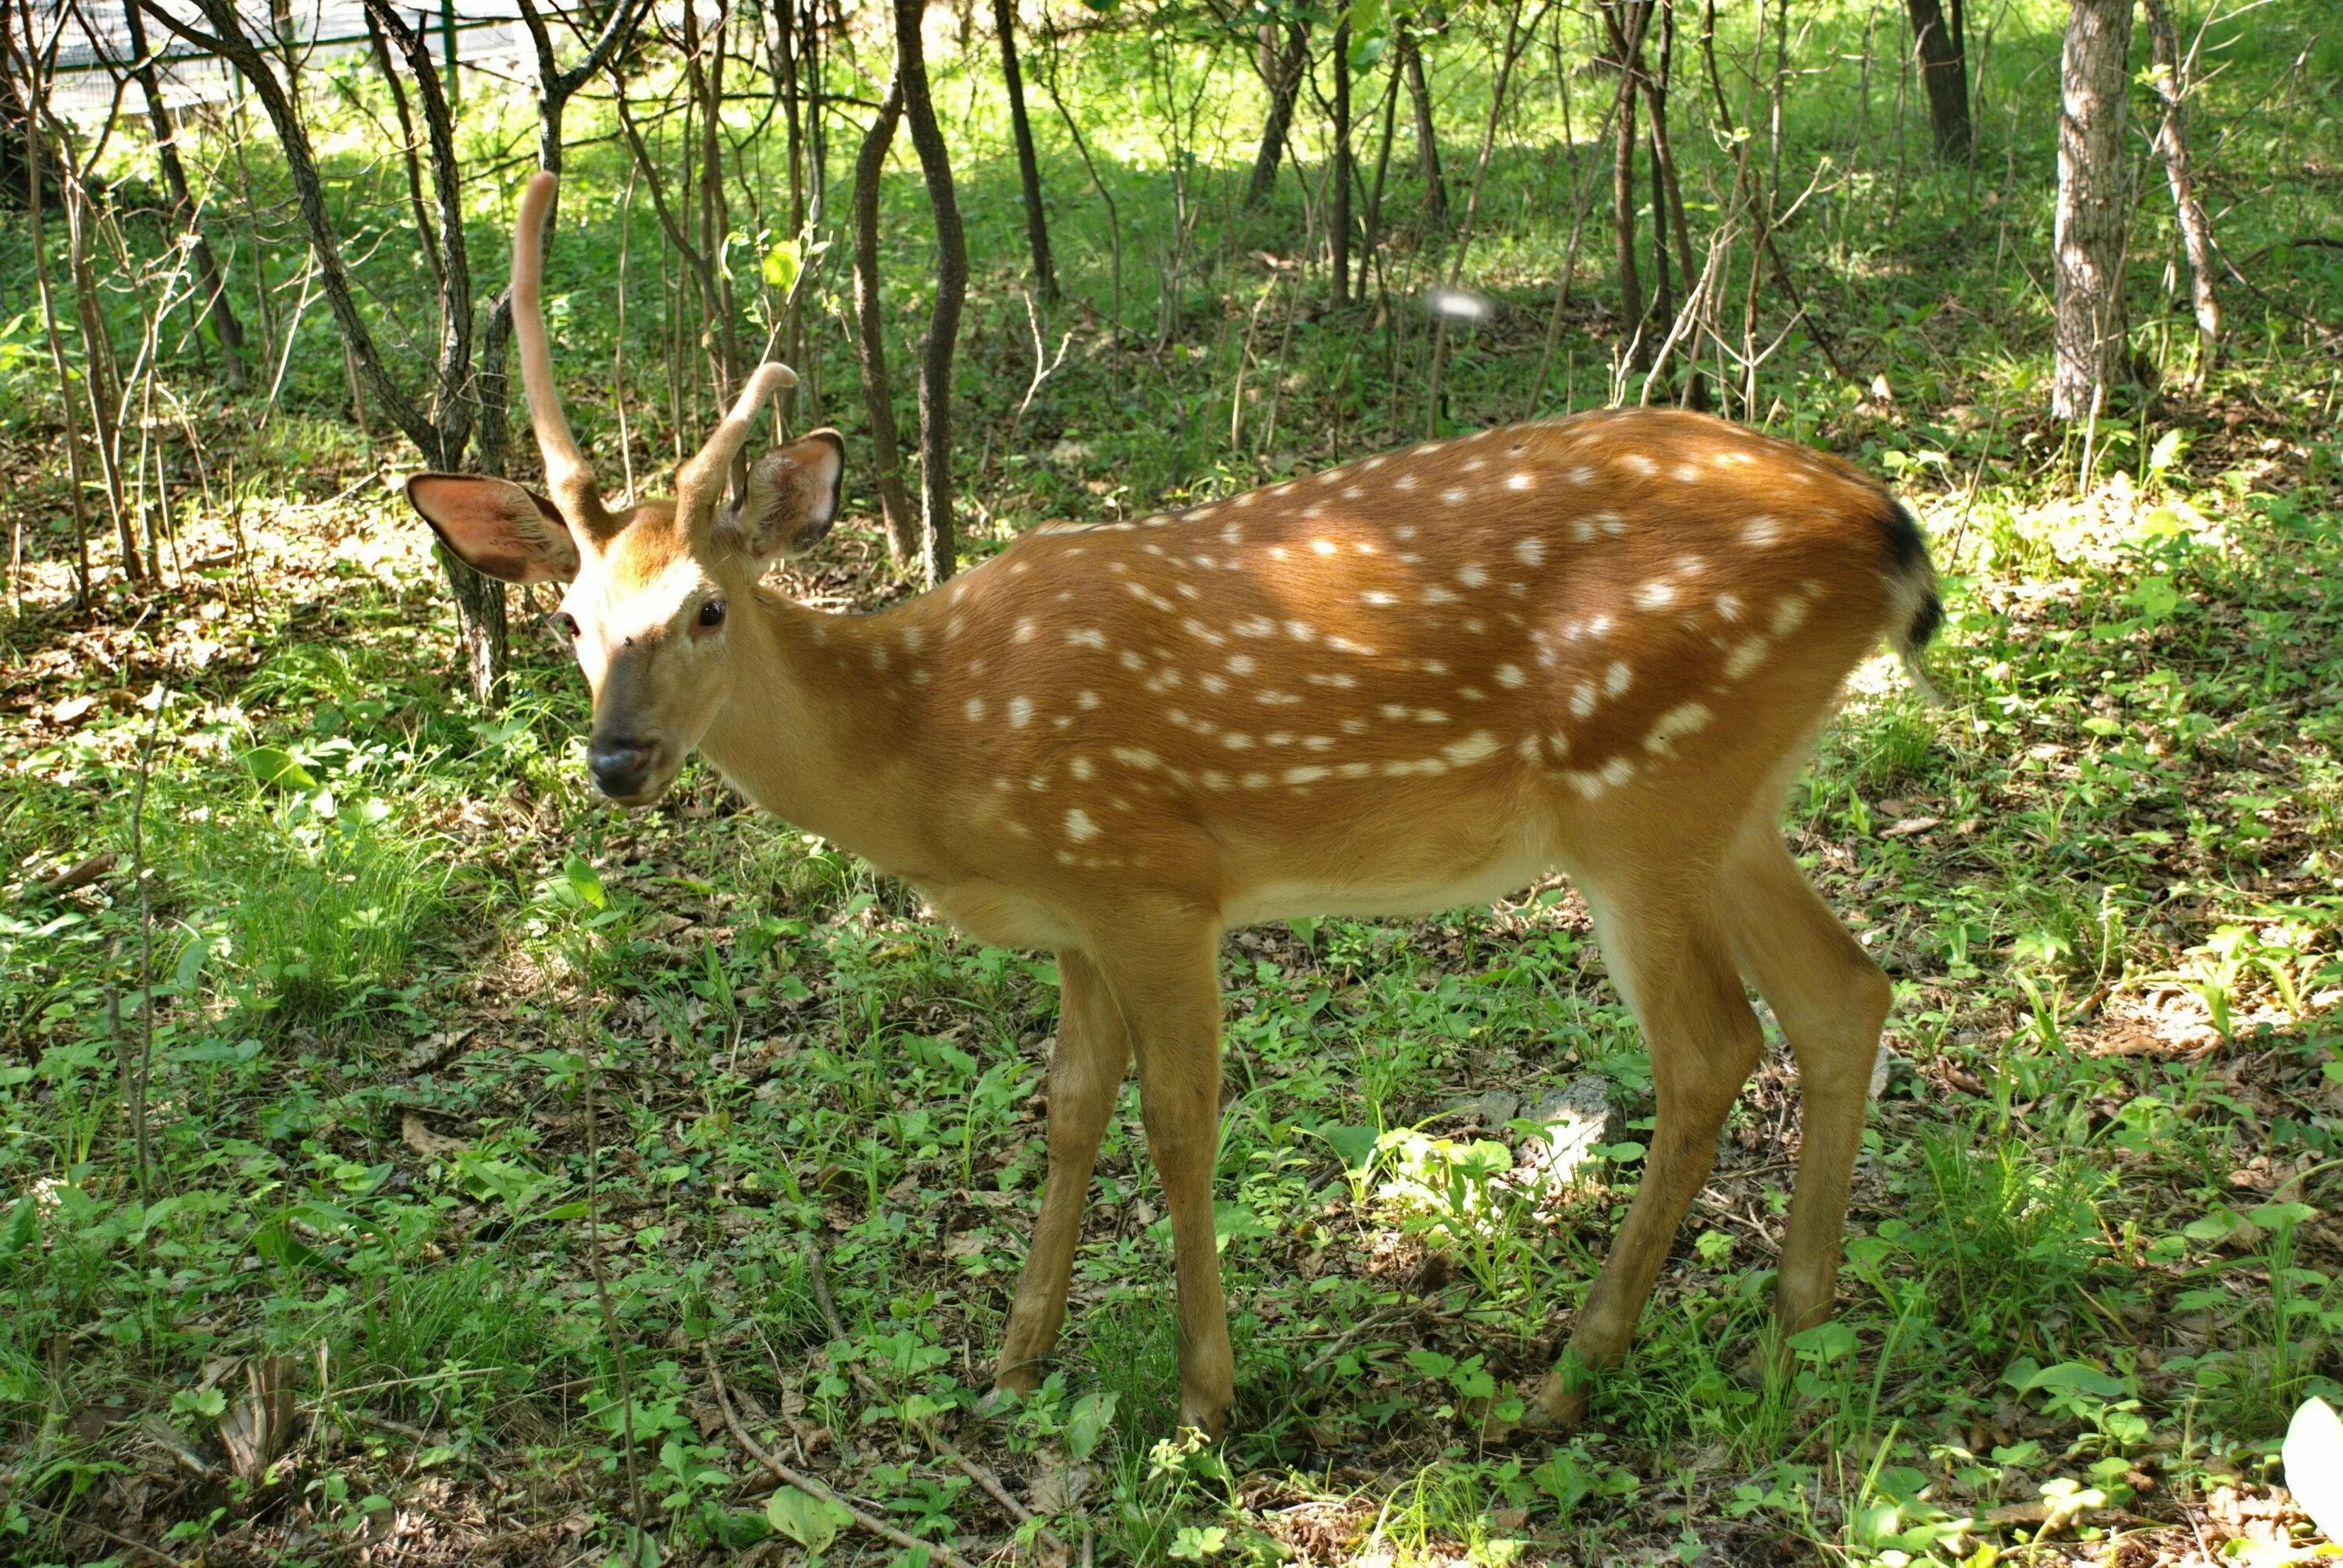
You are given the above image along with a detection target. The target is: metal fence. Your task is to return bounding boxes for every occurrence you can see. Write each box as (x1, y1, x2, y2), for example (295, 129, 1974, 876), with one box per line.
(32, 0, 540, 120)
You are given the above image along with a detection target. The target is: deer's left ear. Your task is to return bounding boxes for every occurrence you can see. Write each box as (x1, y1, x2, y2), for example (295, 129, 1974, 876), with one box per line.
(405, 473, 582, 583)
(721, 429, 844, 561)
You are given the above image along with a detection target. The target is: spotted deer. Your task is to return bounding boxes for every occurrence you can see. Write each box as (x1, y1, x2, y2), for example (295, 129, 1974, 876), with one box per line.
(405, 173, 1941, 1438)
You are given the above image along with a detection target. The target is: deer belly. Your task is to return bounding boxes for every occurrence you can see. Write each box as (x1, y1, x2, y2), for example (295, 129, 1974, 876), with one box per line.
(921, 877, 1086, 950)
(1219, 826, 1555, 927)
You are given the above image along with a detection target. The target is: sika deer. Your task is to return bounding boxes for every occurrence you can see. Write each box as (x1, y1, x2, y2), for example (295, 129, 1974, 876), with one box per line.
(405, 172, 1939, 1437)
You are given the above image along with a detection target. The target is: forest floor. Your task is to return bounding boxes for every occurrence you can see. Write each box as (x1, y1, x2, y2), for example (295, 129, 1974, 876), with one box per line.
(2, 353, 2341, 1566)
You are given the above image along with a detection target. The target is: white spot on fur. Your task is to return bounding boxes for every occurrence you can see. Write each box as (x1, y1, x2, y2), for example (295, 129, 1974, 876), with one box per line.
(1742, 515, 1781, 549)
(1458, 565, 1489, 589)
(1008, 697, 1034, 727)
(1495, 663, 1525, 688)
(1644, 702, 1714, 754)
(1065, 808, 1100, 843)
(964, 699, 986, 722)
(1635, 579, 1676, 611)
(1442, 731, 1500, 766)
(1514, 537, 1546, 566)
(1606, 661, 1633, 698)
(1724, 637, 1768, 680)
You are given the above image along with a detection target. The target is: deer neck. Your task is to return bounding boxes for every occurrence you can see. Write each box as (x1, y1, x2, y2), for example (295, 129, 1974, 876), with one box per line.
(694, 586, 922, 870)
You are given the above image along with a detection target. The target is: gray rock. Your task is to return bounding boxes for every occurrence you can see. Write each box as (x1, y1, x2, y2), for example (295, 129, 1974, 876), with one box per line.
(1516, 1074, 1617, 1185)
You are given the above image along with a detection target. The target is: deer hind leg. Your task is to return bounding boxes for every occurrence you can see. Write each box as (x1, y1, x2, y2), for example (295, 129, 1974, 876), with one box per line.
(1088, 918, 1234, 1438)
(994, 949, 1132, 1397)
(1719, 818, 1893, 1346)
(1534, 872, 1764, 1428)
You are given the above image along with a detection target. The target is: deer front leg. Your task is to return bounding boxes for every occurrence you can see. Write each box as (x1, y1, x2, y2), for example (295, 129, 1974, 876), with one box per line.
(1092, 922, 1233, 1438)
(994, 950, 1132, 1397)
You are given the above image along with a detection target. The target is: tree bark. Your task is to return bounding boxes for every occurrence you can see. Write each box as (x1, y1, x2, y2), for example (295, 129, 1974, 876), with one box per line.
(891, 0, 967, 586)
(1246, 21, 1311, 209)
(1904, 0, 1971, 162)
(2143, 0, 2219, 379)
(993, 0, 1056, 303)
(2052, 0, 2133, 420)
(119, 0, 248, 387)
(1400, 29, 1447, 229)
(1358, 48, 1401, 300)
(1331, 20, 1352, 305)
(4, 3, 92, 600)
(850, 79, 920, 564)
(1603, 1, 1649, 367)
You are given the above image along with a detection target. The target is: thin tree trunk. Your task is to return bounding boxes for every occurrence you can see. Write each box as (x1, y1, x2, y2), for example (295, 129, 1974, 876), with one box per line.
(1358, 47, 1401, 301)
(1640, 4, 1696, 329)
(1400, 29, 1447, 228)
(5, 0, 91, 600)
(1246, 21, 1311, 209)
(120, 0, 247, 386)
(993, 0, 1056, 303)
(2052, 0, 2133, 420)
(2143, 0, 2219, 380)
(62, 157, 141, 579)
(1604, 1, 1650, 369)
(1331, 20, 1351, 305)
(850, 79, 919, 563)
(362, 5, 444, 294)
(891, 0, 966, 585)
(1904, 0, 1972, 162)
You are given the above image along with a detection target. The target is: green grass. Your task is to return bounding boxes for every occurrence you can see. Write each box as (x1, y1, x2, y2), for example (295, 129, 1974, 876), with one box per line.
(2, 0, 2341, 1561)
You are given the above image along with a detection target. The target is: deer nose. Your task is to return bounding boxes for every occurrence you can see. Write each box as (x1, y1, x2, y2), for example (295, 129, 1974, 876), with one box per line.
(589, 736, 658, 798)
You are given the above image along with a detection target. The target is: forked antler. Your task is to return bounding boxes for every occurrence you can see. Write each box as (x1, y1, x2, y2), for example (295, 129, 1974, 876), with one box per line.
(676, 360, 798, 533)
(513, 171, 797, 535)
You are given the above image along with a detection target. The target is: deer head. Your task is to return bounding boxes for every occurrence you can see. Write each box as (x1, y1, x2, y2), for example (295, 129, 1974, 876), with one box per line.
(403, 172, 843, 805)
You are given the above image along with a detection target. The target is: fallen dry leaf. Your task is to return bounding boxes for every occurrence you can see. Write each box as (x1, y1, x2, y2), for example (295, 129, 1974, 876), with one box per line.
(401, 1112, 469, 1160)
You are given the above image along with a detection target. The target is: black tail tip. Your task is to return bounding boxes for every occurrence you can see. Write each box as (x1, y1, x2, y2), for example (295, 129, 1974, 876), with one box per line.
(1907, 590, 1945, 654)
(1879, 498, 1943, 654)
(1879, 498, 1930, 574)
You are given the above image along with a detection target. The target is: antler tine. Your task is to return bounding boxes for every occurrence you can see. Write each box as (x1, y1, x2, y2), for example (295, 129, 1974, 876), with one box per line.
(512, 173, 610, 530)
(676, 360, 799, 530)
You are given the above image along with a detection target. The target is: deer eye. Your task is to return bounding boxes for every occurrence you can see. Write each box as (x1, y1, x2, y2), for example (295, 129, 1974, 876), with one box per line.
(551, 610, 580, 639)
(697, 597, 728, 629)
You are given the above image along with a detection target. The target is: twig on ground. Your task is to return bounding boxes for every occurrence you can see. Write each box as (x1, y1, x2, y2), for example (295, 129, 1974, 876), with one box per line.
(702, 1345, 986, 1568)
(802, 1233, 1069, 1555)
(12, 1499, 177, 1565)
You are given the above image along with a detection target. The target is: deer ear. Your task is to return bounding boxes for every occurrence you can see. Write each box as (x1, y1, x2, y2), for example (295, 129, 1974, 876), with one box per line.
(722, 429, 843, 561)
(405, 473, 582, 584)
